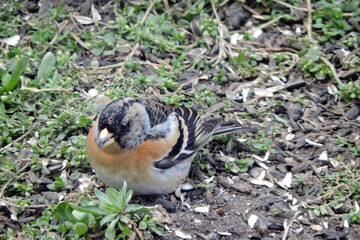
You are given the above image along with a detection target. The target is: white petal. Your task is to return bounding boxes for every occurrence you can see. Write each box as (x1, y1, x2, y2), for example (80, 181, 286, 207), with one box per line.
(88, 88, 99, 97)
(319, 151, 328, 161)
(305, 139, 323, 146)
(248, 214, 258, 228)
(194, 205, 209, 213)
(5, 35, 20, 46)
(175, 230, 192, 239)
(250, 178, 274, 188)
(230, 33, 242, 45)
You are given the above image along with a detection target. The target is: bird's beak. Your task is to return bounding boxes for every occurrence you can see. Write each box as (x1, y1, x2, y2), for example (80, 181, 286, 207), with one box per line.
(96, 128, 115, 151)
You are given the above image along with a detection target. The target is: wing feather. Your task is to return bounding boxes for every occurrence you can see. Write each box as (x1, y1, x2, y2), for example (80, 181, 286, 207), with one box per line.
(142, 98, 246, 170)
(142, 98, 173, 127)
(152, 103, 221, 169)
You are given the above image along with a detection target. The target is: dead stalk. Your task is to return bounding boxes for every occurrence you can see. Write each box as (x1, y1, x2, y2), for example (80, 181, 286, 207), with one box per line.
(320, 56, 342, 86)
(259, 15, 283, 29)
(0, 127, 35, 153)
(282, 210, 302, 240)
(210, 0, 226, 65)
(306, 0, 313, 41)
(274, 0, 309, 12)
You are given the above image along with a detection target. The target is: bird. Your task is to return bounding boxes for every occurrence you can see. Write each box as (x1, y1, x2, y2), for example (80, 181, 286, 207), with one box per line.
(86, 97, 256, 195)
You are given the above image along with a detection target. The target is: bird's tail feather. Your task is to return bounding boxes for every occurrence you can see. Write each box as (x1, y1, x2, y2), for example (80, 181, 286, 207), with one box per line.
(213, 120, 258, 136)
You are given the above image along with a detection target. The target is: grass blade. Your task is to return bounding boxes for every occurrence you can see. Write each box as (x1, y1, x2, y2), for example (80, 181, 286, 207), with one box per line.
(4, 57, 28, 91)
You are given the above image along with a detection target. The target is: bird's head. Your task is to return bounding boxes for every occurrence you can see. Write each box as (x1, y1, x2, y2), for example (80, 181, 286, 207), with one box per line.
(94, 98, 151, 151)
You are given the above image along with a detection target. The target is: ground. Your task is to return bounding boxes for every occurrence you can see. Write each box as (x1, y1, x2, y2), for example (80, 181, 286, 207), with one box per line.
(0, 0, 360, 239)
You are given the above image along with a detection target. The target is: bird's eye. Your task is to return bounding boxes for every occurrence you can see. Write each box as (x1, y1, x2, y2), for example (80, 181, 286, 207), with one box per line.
(120, 122, 129, 130)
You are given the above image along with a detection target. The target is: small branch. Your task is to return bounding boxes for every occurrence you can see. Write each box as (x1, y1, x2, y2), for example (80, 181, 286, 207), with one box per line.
(320, 56, 342, 86)
(229, 45, 299, 54)
(306, 0, 313, 41)
(343, 13, 354, 17)
(98, 62, 124, 69)
(0, 161, 32, 200)
(210, 0, 225, 65)
(302, 183, 347, 206)
(282, 210, 302, 240)
(141, 0, 157, 25)
(259, 15, 283, 29)
(21, 86, 72, 93)
(97, 60, 173, 70)
(163, 0, 169, 10)
(1, 198, 48, 209)
(273, 0, 309, 12)
(240, 4, 261, 16)
(234, 75, 265, 93)
(69, 31, 90, 50)
(344, 48, 360, 63)
(0, 127, 34, 153)
(50, 21, 68, 45)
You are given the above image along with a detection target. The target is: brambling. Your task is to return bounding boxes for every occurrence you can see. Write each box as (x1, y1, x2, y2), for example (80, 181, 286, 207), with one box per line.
(86, 97, 255, 195)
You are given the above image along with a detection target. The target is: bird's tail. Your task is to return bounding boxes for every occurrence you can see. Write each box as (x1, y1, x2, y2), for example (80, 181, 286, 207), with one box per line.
(213, 120, 258, 136)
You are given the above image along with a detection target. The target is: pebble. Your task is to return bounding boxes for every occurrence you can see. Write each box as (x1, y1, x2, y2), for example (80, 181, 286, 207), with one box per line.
(345, 105, 359, 120)
(232, 181, 252, 193)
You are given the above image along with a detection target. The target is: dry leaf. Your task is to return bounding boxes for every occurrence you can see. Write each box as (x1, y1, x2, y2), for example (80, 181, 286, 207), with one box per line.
(5, 35, 20, 46)
(175, 230, 192, 239)
(91, 3, 102, 21)
(74, 16, 94, 25)
(194, 205, 210, 213)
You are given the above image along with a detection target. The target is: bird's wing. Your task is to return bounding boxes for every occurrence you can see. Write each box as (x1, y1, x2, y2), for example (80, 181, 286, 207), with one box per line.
(147, 103, 222, 170)
(142, 97, 173, 127)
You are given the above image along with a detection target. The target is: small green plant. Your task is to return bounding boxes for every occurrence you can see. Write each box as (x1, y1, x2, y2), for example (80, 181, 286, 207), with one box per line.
(294, 173, 310, 193)
(336, 136, 350, 147)
(274, 53, 291, 63)
(47, 177, 70, 191)
(14, 181, 33, 197)
(342, 202, 360, 224)
(194, 152, 216, 176)
(252, 138, 273, 153)
(230, 50, 262, 78)
(309, 204, 329, 217)
(55, 182, 168, 239)
(312, 1, 355, 43)
(298, 46, 330, 80)
(336, 136, 360, 156)
(338, 80, 360, 102)
(235, 158, 254, 172)
(307, 160, 360, 218)
(224, 158, 254, 174)
(212, 72, 228, 85)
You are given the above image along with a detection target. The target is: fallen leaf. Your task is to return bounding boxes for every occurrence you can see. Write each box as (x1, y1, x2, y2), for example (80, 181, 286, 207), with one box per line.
(175, 230, 192, 239)
(5, 35, 20, 46)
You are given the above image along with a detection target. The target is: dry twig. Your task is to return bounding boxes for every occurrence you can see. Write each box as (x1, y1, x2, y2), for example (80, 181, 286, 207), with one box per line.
(0, 127, 35, 153)
(273, 0, 309, 12)
(69, 30, 90, 50)
(21, 86, 73, 93)
(210, 0, 226, 65)
(163, 0, 169, 10)
(305, 0, 313, 41)
(320, 56, 342, 86)
(259, 15, 283, 29)
(282, 210, 302, 240)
